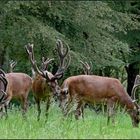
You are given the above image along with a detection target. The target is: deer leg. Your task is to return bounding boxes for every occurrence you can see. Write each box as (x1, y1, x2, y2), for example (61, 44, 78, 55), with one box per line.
(20, 96, 28, 119)
(107, 99, 115, 125)
(4, 104, 8, 119)
(75, 101, 83, 120)
(35, 97, 41, 121)
(0, 96, 11, 119)
(0, 104, 5, 118)
(63, 98, 72, 117)
(45, 96, 51, 122)
(81, 103, 85, 119)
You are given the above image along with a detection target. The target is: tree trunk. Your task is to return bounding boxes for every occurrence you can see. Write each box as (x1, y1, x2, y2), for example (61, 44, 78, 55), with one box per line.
(125, 62, 139, 96)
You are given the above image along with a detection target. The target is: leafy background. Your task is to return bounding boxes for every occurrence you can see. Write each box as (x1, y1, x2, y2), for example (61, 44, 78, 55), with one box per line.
(0, 1, 140, 95)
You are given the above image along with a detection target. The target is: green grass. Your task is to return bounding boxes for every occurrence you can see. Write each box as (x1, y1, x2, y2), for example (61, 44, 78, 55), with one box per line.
(0, 102, 140, 139)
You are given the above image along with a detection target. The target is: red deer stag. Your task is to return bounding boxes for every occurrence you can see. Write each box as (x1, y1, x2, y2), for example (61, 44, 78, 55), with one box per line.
(0, 68, 32, 117)
(57, 75, 140, 127)
(25, 40, 70, 121)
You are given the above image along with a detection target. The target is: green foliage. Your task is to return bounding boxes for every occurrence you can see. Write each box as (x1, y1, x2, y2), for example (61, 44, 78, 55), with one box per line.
(0, 104, 140, 139)
(0, 1, 140, 79)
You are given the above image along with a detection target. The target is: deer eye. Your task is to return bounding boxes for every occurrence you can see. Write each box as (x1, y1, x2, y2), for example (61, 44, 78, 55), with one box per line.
(63, 90, 68, 95)
(48, 82, 51, 86)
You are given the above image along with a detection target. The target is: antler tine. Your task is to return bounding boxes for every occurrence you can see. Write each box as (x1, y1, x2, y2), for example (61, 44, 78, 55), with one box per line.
(51, 40, 70, 81)
(56, 39, 69, 68)
(63, 53, 71, 70)
(10, 60, 17, 68)
(9, 60, 14, 64)
(83, 61, 90, 70)
(80, 60, 91, 75)
(1, 90, 7, 96)
(86, 62, 91, 75)
(0, 89, 7, 104)
(41, 57, 54, 70)
(25, 43, 35, 61)
(133, 100, 140, 110)
(9, 60, 17, 72)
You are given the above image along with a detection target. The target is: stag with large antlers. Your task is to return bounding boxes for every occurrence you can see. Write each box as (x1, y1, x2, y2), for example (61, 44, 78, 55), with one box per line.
(0, 68, 32, 118)
(25, 39, 70, 121)
(56, 75, 140, 127)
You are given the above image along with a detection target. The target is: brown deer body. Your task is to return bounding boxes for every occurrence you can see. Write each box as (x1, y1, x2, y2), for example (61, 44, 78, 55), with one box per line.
(25, 40, 70, 121)
(0, 69, 32, 117)
(31, 73, 54, 121)
(58, 75, 140, 127)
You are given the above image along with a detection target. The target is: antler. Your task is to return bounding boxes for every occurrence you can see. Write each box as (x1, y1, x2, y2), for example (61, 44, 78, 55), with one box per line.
(0, 72, 8, 102)
(25, 43, 45, 76)
(0, 75, 8, 91)
(132, 100, 140, 111)
(53, 39, 71, 79)
(0, 69, 6, 77)
(25, 40, 70, 82)
(25, 43, 54, 81)
(9, 60, 17, 72)
(0, 90, 7, 102)
(80, 60, 91, 75)
(56, 39, 70, 69)
(41, 57, 54, 71)
(131, 75, 140, 100)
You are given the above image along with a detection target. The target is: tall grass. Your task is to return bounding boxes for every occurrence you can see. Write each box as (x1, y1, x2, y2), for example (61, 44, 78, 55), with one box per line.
(0, 102, 139, 139)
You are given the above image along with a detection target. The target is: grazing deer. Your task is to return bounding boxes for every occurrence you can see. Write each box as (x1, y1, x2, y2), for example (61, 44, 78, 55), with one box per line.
(25, 39, 70, 121)
(57, 75, 140, 127)
(0, 68, 32, 117)
(131, 75, 140, 101)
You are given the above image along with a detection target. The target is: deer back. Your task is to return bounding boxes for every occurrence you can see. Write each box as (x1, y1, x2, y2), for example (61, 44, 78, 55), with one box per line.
(60, 75, 135, 108)
(5, 73, 32, 98)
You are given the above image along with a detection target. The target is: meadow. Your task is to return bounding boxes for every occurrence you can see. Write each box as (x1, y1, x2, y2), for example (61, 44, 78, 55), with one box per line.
(0, 102, 140, 139)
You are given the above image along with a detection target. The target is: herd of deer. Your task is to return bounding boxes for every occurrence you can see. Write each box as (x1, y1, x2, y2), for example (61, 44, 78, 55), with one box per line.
(0, 39, 140, 127)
